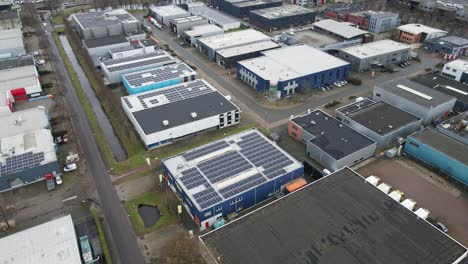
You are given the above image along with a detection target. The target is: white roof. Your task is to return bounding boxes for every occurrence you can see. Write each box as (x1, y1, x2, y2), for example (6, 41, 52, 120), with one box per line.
(0, 28, 24, 51)
(0, 214, 81, 264)
(444, 59, 468, 71)
(151, 5, 189, 17)
(198, 29, 270, 51)
(0, 65, 39, 92)
(313, 19, 368, 39)
(216, 40, 279, 58)
(188, 4, 239, 26)
(0, 107, 49, 138)
(238, 45, 349, 83)
(397, 23, 447, 35)
(340, 39, 411, 59)
(171, 15, 206, 24)
(185, 24, 224, 36)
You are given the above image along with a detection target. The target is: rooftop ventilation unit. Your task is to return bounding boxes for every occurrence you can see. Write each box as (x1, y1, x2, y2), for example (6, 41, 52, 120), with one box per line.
(191, 112, 198, 119)
(163, 120, 169, 126)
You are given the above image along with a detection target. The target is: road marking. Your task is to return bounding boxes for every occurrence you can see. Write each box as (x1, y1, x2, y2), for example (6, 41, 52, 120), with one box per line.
(62, 195, 78, 202)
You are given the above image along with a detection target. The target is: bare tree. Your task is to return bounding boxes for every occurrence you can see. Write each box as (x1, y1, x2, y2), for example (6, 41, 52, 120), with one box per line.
(160, 232, 205, 264)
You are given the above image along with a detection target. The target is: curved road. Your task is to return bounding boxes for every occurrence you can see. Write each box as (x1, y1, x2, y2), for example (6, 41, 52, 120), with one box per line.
(45, 24, 145, 264)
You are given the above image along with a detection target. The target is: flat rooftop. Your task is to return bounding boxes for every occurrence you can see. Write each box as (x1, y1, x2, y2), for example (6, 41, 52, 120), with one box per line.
(340, 40, 410, 59)
(0, 107, 49, 138)
(410, 128, 468, 165)
(122, 79, 239, 135)
(171, 15, 206, 24)
(326, 3, 364, 13)
(0, 215, 81, 264)
(411, 73, 468, 104)
(336, 98, 375, 116)
(216, 40, 279, 58)
(185, 24, 224, 37)
(444, 59, 468, 71)
(238, 45, 349, 83)
(73, 9, 138, 29)
(376, 78, 455, 109)
(291, 110, 375, 160)
(83, 34, 129, 48)
(438, 111, 468, 142)
(101, 50, 175, 73)
(189, 5, 239, 26)
(201, 167, 468, 264)
(0, 10, 19, 21)
(122, 63, 196, 89)
(109, 43, 142, 54)
(397, 23, 447, 35)
(198, 29, 270, 50)
(163, 128, 303, 211)
(229, 0, 282, 8)
(0, 28, 24, 50)
(425, 35, 468, 48)
(346, 101, 421, 135)
(151, 5, 189, 17)
(0, 65, 38, 92)
(288, 29, 339, 48)
(250, 5, 314, 19)
(0, 55, 34, 70)
(313, 19, 368, 39)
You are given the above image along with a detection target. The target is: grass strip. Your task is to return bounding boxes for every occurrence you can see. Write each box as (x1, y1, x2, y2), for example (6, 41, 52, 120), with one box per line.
(91, 210, 113, 264)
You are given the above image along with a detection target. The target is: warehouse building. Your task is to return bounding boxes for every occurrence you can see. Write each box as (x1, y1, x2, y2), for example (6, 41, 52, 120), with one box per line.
(200, 167, 468, 264)
(335, 98, 375, 121)
(0, 56, 42, 101)
(338, 40, 411, 72)
(441, 59, 468, 83)
(83, 34, 131, 66)
(324, 3, 365, 21)
(348, 11, 400, 33)
(72, 9, 140, 39)
(184, 24, 224, 46)
(405, 128, 468, 186)
(122, 63, 196, 94)
(150, 5, 190, 26)
(121, 79, 240, 149)
(197, 29, 270, 60)
(212, 0, 282, 18)
(237, 45, 350, 98)
(108, 38, 157, 59)
(373, 78, 456, 124)
(0, 107, 50, 139)
(188, 3, 241, 31)
(423, 35, 468, 56)
(0, 9, 21, 30)
(100, 50, 176, 84)
(0, 28, 25, 58)
(248, 5, 316, 31)
(162, 128, 304, 230)
(436, 111, 468, 145)
(289, 110, 376, 171)
(396, 23, 447, 44)
(0, 128, 59, 192)
(169, 16, 208, 35)
(0, 215, 82, 264)
(411, 73, 468, 112)
(216, 40, 279, 68)
(341, 101, 422, 148)
(313, 19, 373, 43)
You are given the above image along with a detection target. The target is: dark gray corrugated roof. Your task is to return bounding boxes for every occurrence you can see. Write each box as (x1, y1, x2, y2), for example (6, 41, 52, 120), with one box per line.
(201, 167, 468, 264)
(412, 73, 468, 105)
(0, 56, 34, 70)
(83, 34, 128, 48)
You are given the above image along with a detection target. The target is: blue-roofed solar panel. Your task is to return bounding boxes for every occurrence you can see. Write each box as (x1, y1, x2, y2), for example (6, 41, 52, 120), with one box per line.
(182, 140, 229, 161)
(193, 187, 223, 209)
(218, 173, 266, 199)
(198, 151, 252, 184)
(179, 167, 208, 190)
(0, 152, 45, 176)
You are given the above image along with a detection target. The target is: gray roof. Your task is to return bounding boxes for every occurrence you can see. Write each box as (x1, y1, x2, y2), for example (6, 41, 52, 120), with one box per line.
(424, 35, 468, 48)
(335, 98, 375, 116)
(170, 15, 207, 24)
(201, 167, 468, 264)
(0, 10, 18, 21)
(0, 55, 34, 70)
(250, 5, 315, 19)
(83, 34, 128, 48)
(325, 3, 364, 13)
(411, 73, 468, 104)
(347, 101, 421, 135)
(73, 9, 138, 29)
(410, 128, 468, 165)
(122, 63, 196, 89)
(189, 5, 239, 26)
(109, 44, 142, 53)
(291, 110, 375, 160)
(232, 0, 281, 8)
(313, 19, 368, 39)
(101, 51, 175, 73)
(376, 78, 456, 109)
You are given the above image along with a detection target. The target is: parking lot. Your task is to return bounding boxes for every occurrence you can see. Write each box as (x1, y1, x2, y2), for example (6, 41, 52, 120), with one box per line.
(356, 157, 468, 247)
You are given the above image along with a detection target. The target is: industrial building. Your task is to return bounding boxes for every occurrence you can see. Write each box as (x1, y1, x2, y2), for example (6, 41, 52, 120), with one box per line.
(150, 5, 190, 26)
(162, 128, 304, 230)
(0, 28, 25, 58)
(373, 78, 456, 124)
(72, 9, 140, 39)
(212, 0, 283, 18)
(341, 101, 422, 148)
(216, 40, 279, 68)
(100, 49, 176, 84)
(436, 111, 468, 145)
(423, 35, 468, 56)
(0, 107, 50, 139)
(248, 5, 316, 31)
(121, 63, 196, 94)
(108, 38, 157, 59)
(237, 45, 350, 98)
(197, 29, 270, 60)
(121, 79, 240, 149)
(348, 10, 400, 33)
(0, 128, 59, 192)
(412, 73, 468, 112)
(188, 3, 241, 31)
(184, 24, 224, 46)
(405, 127, 468, 186)
(313, 19, 373, 43)
(335, 98, 375, 120)
(324, 3, 365, 21)
(441, 59, 468, 83)
(200, 167, 468, 264)
(338, 40, 411, 72)
(83, 34, 131, 66)
(0, 215, 82, 264)
(0, 9, 21, 30)
(396, 23, 447, 44)
(169, 16, 208, 35)
(0, 56, 42, 101)
(289, 110, 376, 171)
(291, 0, 325, 7)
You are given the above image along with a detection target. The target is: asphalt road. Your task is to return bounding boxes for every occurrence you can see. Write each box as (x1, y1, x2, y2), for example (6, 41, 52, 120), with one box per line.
(45, 24, 145, 264)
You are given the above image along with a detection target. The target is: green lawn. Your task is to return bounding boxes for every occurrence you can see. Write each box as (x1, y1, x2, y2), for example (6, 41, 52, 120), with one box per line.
(124, 192, 177, 236)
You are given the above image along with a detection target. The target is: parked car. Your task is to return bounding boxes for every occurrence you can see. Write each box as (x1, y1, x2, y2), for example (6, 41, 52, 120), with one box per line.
(36, 59, 45, 65)
(435, 222, 448, 233)
(55, 174, 63, 185)
(54, 134, 69, 144)
(63, 163, 77, 172)
(333, 82, 341, 87)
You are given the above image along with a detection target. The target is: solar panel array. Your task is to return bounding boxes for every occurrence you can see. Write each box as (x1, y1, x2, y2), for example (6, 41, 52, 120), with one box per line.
(122, 97, 133, 109)
(182, 140, 229, 161)
(107, 57, 174, 73)
(180, 167, 208, 189)
(218, 173, 266, 199)
(124, 63, 195, 88)
(102, 50, 166, 66)
(192, 186, 223, 209)
(238, 132, 294, 179)
(198, 151, 252, 183)
(109, 44, 142, 54)
(0, 152, 45, 176)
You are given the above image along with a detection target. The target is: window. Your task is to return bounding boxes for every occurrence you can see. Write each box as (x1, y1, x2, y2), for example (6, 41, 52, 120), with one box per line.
(375, 93, 381, 97)
(205, 211, 212, 217)
(409, 141, 419, 148)
(230, 200, 235, 205)
(236, 197, 243, 202)
(291, 131, 297, 138)
(216, 206, 222, 212)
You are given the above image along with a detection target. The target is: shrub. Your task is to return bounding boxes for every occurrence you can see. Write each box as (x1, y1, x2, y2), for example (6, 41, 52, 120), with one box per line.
(425, 68, 433, 72)
(325, 100, 341, 108)
(346, 76, 362, 85)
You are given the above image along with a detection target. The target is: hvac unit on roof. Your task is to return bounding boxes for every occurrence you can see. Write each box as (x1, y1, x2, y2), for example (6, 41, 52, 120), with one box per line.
(163, 120, 169, 126)
(191, 112, 198, 119)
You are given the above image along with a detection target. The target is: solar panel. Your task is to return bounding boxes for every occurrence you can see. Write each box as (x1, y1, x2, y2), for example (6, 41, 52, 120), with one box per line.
(193, 187, 223, 209)
(0, 152, 45, 176)
(182, 140, 229, 161)
(124, 63, 195, 88)
(122, 97, 133, 109)
(107, 57, 175, 72)
(102, 51, 166, 66)
(179, 167, 208, 190)
(218, 173, 266, 199)
(198, 151, 252, 183)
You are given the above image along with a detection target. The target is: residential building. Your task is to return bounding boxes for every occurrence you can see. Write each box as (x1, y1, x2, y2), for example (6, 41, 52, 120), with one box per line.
(396, 23, 447, 44)
(423, 35, 468, 56)
(211, 0, 282, 18)
(441, 59, 468, 83)
(0, 28, 25, 59)
(187, 3, 241, 31)
(248, 5, 316, 32)
(348, 11, 400, 33)
(313, 19, 374, 43)
(184, 24, 224, 46)
(150, 5, 190, 26)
